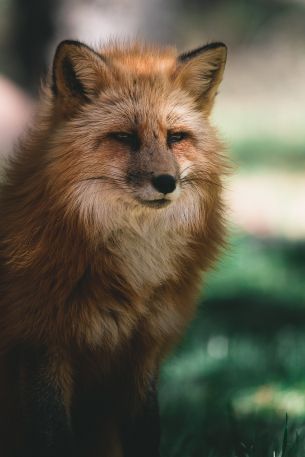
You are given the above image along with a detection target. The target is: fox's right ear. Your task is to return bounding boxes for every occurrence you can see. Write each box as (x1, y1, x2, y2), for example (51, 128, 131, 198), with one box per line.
(52, 40, 110, 115)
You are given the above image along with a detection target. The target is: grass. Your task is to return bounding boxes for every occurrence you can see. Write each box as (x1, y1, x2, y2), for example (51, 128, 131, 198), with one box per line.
(160, 234, 305, 456)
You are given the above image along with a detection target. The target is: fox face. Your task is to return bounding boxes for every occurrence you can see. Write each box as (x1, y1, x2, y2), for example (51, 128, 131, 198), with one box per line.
(47, 41, 227, 236)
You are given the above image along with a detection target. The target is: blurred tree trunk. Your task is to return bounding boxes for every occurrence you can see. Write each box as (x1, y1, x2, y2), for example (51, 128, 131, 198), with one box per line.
(10, 0, 58, 95)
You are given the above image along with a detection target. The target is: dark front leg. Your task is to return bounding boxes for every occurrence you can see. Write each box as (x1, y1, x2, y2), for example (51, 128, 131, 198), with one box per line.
(18, 346, 75, 457)
(121, 376, 160, 457)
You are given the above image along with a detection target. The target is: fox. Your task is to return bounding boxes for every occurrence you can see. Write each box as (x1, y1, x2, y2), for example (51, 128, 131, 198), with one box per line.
(0, 39, 227, 456)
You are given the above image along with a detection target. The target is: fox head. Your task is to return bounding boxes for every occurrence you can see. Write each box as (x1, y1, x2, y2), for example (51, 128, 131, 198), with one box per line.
(47, 40, 227, 235)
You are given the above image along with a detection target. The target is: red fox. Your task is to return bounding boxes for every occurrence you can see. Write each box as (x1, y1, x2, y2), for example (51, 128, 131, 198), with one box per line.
(0, 40, 227, 456)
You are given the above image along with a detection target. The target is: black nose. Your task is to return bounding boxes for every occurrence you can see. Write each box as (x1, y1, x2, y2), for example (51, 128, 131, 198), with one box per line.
(151, 174, 176, 194)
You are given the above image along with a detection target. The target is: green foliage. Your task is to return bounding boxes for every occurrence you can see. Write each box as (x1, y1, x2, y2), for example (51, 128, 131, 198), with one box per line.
(231, 138, 305, 171)
(160, 234, 305, 456)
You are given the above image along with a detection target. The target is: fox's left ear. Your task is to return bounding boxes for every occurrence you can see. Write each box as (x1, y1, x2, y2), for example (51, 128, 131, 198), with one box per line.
(176, 42, 227, 115)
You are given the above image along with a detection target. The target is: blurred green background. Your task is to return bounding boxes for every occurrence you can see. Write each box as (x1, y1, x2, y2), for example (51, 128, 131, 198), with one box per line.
(0, 0, 305, 455)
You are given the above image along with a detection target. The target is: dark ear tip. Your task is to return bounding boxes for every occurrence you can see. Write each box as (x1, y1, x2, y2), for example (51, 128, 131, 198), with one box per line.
(212, 42, 227, 60)
(53, 39, 84, 60)
(212, 42, 227, 59)
(178, 41, 227, 62)
(206, 42, 227, 50)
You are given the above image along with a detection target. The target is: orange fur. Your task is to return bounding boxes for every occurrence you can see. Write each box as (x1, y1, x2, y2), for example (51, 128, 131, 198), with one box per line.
(0, 40, 227, 456)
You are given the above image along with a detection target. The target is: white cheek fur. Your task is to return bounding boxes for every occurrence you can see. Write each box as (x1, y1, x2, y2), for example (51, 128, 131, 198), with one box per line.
(72, 157, 203, 237)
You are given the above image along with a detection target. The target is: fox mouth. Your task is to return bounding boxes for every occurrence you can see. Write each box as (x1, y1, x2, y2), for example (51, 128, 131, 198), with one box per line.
(139, 198, 171, 209)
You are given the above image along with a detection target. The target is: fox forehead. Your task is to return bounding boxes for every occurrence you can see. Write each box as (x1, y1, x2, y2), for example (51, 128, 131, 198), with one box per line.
(83, 70, 203, 136)
(98, 41, 178, 75)
(81, 86, 203, 143)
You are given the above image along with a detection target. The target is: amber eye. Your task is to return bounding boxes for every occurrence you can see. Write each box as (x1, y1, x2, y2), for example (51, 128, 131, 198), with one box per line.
(109, 131, 140, 150)
(167, 131, 188, 146)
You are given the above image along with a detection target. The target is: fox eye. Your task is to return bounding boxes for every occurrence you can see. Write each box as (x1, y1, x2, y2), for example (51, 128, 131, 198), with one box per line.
(109, 131, 140, 149)
(167, 131, 189, 146)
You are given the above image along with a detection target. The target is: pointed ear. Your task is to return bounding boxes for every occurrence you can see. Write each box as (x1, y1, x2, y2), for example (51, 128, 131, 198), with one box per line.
(176, 42, 227, 115)
(52, 40, 110, 115)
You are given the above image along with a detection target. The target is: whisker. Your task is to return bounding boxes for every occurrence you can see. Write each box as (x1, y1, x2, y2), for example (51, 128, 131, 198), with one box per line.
(71, 185, 134, 197)
(180, 175, 222, 189)
(79, 175, 127, 185)
(179, 164, 194, 177)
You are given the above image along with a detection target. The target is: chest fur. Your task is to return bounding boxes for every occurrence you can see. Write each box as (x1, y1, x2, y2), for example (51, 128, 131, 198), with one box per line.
(112, 225, 188, 293)
(70, 224, 194, 353)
